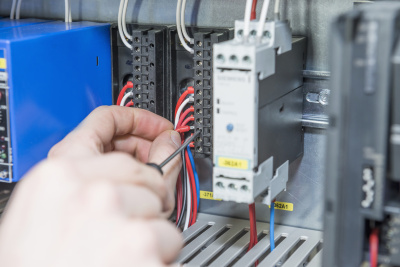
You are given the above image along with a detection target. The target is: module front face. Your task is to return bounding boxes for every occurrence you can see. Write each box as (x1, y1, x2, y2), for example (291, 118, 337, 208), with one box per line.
(0, 65, 12, 183)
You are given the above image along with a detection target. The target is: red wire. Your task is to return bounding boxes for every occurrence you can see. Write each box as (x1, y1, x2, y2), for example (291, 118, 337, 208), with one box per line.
(125, 101, 134, 107)
(176, 106, 194, 128)
(116, 81, 134, 105)
(370, 228, 379, 267)
(251, 0, 257, 20)
(175, 87, 194, 117)
(181, 116, 194, 127)
(176, 126, 190, 133)
(189, 142, 194, 148)
(185, 151, 197, 226)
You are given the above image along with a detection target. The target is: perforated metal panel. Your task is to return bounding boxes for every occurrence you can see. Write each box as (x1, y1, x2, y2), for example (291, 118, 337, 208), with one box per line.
(178, 214, 323, 267)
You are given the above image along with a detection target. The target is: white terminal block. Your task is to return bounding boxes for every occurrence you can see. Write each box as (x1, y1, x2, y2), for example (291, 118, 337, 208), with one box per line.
(212, 20, 292, 204)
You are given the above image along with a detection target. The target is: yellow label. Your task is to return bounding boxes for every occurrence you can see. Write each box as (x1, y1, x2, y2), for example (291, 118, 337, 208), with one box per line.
(269, 201, 294, 211)
(0, 59, 6, 69)
(200, 191, 221, 201)
(218, 157, 248, 170)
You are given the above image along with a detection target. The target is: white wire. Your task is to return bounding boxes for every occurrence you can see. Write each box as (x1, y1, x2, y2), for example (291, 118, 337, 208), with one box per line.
(118, 0, 132, 49)
(122, 0, 132, 40)
(243, 0, 253, 41)
(64, 0, 69, 23)
(120, 92, 133, 106)
(181, 0, 193, 44)
(257, 0, 271, 40)
(15, 0, 22, 19)
(274, 0, 280, 15)
(176, 0, 194, 54)
(10, 0, 17, 19)
(174, 98, 191, 129)
(68, 0, 72, 22)
(183, 170, 191, 230)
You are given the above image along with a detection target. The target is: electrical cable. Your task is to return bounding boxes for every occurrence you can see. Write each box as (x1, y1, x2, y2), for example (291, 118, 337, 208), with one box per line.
(176, 106, 194, 127)
(270, 201, 275, 251)
(175, 174, 182, 224)
(176, 126, 191, 133)
(174, 97, 193, 128)
(15, 0, 22, 19)
(274, 0, 280, 20)
(175, 87, 194, 117)
(65, 0, 69, 23)
(251, 0, 258, 20)
(118, 0, 132, 49)
(184, 168, 191, 230)
(120, 92, 133, 107)
(176, 153, 187, 228)
(10, 0, 17, 19)
(68, 0, 72, 22)
(176, 0, 194, 53)
(181, 116, 194, 127)
(122, 0, 132, 40)
(187, 145, 199, 210)
(185, 150, 197, 226)
(257, 0, 271, 41)
(125, 101, 134, 107)
(370, 228, 379, 267)
(116, 81, 134, 105)
(181, 0, 194, 44)
(243, 0, 254, 41)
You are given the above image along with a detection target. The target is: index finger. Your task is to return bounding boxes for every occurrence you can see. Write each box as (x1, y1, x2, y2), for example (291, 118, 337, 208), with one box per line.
(49, 106, 173, 158)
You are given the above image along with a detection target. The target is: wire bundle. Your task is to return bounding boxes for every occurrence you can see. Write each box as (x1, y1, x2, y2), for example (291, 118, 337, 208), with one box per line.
(176, 0, 194, 54)
(118, 0, 133, 49)
(10, 0, 23, 19)
(116, 81, 134, 107)
(174, 87, 200, 230)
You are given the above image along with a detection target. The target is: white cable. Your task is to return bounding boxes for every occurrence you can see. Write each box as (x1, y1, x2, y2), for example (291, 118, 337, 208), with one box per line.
(257, 0, 271, 40)
(10, 0, 17, 19)
(64, 0, 69, 23)
(15, 0, 22, 19)
(181, 0, 193, 44)
(174, 97, 192, 128)
(274, 0, 280, 15)
(122, 0, 132, 40)
(176, 0, 194, 54)
(68, 0, 72, 22)
(120, 92, 133, 106)
(243, 0, 253, 41)
(183, 170, 191, 230)
(118, 0, 132, 49)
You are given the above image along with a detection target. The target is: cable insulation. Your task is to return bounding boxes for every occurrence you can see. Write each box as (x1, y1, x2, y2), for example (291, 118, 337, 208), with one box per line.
(251, 0, 258, 20)
(181, 0, 194, 44)
(15, 0, 22, 19)
(118, 0, 133, 49)
(257, 0, 271, 40)
(176, 0, 194, 53)
(120, 92, 133, 107)
(122, 0, 132, 40)
(187, 145, 199, 209)
(10, 0, 17, 19)
(370, 228, 379, 267)
(243, 0, 254, 41)
(116, 81, 133, 105)
(270, 202, 275, 251)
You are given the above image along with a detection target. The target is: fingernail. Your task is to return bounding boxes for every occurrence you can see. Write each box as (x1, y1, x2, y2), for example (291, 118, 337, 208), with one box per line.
(170, 131, 181, 148)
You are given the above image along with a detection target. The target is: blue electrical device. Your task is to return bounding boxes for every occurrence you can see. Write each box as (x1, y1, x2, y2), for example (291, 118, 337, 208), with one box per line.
(0, 21, 112, 182)
(0, 18, 50, 29)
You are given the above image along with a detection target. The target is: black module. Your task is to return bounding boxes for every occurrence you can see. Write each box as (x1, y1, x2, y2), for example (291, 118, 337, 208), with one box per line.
(169, 27, 233, 158)
(323, 3, 400, 266)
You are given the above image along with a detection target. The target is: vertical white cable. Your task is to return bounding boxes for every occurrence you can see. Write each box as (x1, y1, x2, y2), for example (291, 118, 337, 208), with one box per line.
(181, 0, 193, 44)
(118, 0, 132, 49)
(15, 0, 22, 19)
(64, 0, 69, 23)
(243, 0, 253, 41)
(257, 0, 270, 40)
(68, 0, 72, 22)
(274, 0, 280, 15)
(10, 0, 17, 19)
(176, 0, 193, 53)
(184, 170, 191, 230)
(122, 0, 132, 40)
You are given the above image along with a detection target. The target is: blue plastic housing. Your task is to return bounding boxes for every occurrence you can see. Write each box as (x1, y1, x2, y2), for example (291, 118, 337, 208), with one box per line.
(0, 18, 50, 29)
(0, 21, 112, 182)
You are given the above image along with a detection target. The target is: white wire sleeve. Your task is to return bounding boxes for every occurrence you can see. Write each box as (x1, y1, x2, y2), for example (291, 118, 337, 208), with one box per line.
(15, 0, 22, 19)
(183, 169, 191, 230)
(243, 0, 253, 41)
(68, 0, 72, 22)
(10, 0, 17, 19)
(174, 98, 192, 128)
(118, 0, 132, 49)
(274, 0, 280, 16)
(257, 0, 271, 40)
(64, 0, 69, 22)
(120, 92, 133, 106)
(122, 0, 132, 40)
(181, 0, 194, 44)
(176, 0, 194, 53)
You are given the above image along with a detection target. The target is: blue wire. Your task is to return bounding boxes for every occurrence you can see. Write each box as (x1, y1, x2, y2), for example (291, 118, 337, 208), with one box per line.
(270, 202, 275, 251)
(187, 145, 200, 209)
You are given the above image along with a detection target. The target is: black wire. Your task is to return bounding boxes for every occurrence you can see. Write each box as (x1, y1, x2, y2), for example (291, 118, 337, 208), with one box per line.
(159, 131, 200, 168)
(176, 150, 187, 229)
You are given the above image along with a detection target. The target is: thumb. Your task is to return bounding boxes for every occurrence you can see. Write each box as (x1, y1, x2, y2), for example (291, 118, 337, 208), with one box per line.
(148, 130, 182, 216)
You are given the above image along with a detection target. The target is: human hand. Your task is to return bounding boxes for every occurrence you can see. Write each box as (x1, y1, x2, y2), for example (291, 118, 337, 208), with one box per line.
(0, 106, 183, 267)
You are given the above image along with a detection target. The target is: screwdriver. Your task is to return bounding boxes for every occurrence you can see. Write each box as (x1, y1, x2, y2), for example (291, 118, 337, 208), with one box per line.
(146, 131, 200, 175)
